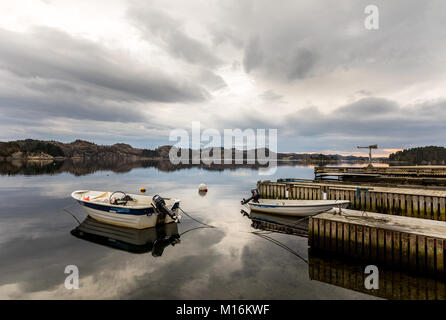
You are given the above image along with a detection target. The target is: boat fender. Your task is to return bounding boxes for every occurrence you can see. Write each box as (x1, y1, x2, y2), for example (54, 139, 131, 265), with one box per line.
(241, 188, 260, 205)
(152, 195, 178, 221)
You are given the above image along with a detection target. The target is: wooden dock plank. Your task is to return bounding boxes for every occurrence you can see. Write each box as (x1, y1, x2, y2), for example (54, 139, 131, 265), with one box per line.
(343, 222, 349, 256)
(401, 233, 409, 268)
(393, 231, 401, 267)
(315, 209, 446, 240)
(310, 208, 446, 275)
(337, 221, 344, 255)
(363, 226, 370, 260)
(418, 236, 426, 273)
(385, 230, 393, 265)
(437, 239, 444, 273)
(427, 238, 435, 274)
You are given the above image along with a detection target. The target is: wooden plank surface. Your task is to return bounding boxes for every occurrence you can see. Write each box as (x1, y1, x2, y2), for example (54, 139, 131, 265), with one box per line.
(316, 209, 446, 240)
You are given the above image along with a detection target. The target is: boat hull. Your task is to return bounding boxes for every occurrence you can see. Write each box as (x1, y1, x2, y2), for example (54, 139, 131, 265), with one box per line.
(82, 206, 179, 229)
(72, 190, 180, 229)
(248, 200, 350, 216)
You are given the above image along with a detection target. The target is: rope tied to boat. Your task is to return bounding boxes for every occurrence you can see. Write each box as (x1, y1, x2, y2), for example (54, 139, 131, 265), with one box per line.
(61, 203, 81, 225)
(62, 196, 309, 265)
(178, 207, 216, 229)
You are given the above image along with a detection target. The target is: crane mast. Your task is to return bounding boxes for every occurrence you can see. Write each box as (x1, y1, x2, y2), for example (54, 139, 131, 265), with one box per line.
(357, 144, 378, 167)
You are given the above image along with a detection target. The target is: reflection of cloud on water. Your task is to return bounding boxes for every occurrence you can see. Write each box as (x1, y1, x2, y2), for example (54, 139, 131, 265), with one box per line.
(0, 226, 227, 299)
(228, 171, 252, 177)
(0, 164, 378, 299)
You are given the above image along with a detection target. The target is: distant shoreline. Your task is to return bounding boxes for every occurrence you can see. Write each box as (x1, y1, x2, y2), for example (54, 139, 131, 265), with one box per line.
(2, 139, 446, 165)
(0, 139, 372, 163)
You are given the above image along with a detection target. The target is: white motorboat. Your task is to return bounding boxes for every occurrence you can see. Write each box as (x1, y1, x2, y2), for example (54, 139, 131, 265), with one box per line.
(71, 190, 180, 229)
(247, 199, 350, 216)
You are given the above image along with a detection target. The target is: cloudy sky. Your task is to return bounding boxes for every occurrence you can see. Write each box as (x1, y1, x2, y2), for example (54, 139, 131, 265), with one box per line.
(0, 0, 445, 155)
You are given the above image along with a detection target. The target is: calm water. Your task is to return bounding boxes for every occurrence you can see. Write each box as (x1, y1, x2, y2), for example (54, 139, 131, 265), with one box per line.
(0, 162, 380, 299)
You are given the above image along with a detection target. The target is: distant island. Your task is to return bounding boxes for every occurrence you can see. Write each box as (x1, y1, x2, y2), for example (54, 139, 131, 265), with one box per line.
(0, 139, 370, 163)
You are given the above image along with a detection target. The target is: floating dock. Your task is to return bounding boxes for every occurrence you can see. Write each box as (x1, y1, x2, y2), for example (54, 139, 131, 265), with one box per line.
(308, 208, 446, 277)
(256, 180, 446, 221)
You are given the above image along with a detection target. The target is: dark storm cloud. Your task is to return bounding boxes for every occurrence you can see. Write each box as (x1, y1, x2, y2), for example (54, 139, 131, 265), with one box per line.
(286, 97, 442, 139)
(232, 0, 446, 82)
(128, 5, 222, 68)
(243, 37, 263, 73)
(198, 70, 227, 91)
(244, 38, 318, 80)
(0, 86, 144, 123)
(0, 27, 207, 104)
(283, 98, 446, 143)
(215, 97, 446, 151)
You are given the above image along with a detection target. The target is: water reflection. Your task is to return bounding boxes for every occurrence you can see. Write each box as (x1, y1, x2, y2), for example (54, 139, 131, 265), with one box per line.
(244, 210, 446, 300)
(0, 164, 374, 299)
(71, 217, 180, 256)
(246, 210, 309, 237)
(0, 159, 281, 176)
(308, 252, 446, 300)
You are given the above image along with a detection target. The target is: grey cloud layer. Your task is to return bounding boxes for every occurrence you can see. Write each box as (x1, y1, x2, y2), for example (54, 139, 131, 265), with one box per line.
(0, 28, 207, 104)
(216, 97, 446, 150)
(0, 26, 213, 129)
(128, 6, 222, 68)
(0, 0, 445, 151)
(236, 0, 446, 82)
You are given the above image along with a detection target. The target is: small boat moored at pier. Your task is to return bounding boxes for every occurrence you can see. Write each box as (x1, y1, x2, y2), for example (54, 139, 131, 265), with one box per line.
(71, 190, 180, 229)
(241, 188, 349, 216)
(247, 199, 350, 216)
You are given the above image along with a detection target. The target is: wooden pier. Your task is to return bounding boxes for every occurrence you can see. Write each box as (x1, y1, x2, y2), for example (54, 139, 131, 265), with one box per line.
(314, 166, 446, 184)
(309, 253, 446, 300)
(308, 208, 446, 277)
(257, 180, 446, 221)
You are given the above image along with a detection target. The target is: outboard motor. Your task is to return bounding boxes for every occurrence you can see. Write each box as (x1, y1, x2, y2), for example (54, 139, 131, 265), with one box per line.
(241, 188, 260, 205)
(152, 195, 178, 221)
(152, 235, 181, 257)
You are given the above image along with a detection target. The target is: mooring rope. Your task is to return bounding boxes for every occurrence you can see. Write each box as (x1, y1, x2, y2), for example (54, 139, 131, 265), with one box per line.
(179, 226, 213, 236)
(62, 200, 308, 264)
(61, 204, 81, 226)
(178, 207, 216, 229)
(180, 206, 309, 264)
(251, 232, 309, 264)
